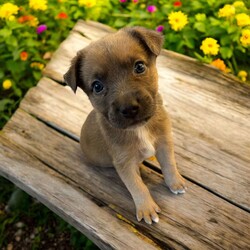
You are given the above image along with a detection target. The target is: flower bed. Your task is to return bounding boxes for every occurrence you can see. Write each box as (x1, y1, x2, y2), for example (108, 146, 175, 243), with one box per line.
(0, 0, 249, 128)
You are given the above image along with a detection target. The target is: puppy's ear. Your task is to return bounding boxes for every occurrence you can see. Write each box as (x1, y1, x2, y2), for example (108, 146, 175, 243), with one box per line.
(64, 51, 84, 93)
(124, 27, 164, 56)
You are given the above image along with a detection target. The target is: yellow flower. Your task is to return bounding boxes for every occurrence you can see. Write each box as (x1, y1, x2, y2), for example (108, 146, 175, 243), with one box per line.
(235, 13, 250, 27)
(238, 70, 248, 82)
(0, 3, 19, 20)
(168, 11, 188, 31)
(200, 38, 220, 56)
(78, 0, 97, 8)
(29, 0, 47, 11)
(29, 16, 39, 27)
(30, 62, 44, 70)
(218, 4, 235, 18)
(233, 1, 245, 8)
(2, 79, 12, 90)
(240, 29, 250, 47)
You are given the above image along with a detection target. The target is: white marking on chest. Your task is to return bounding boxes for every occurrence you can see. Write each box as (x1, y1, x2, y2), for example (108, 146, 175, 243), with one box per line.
(135, 127, 155, 159)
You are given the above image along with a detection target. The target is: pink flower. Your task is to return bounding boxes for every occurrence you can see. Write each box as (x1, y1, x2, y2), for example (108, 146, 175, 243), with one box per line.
(156, 25, 164, 32)
(147, 5, 157, 13)
(119, 0, 126, 2)
(133, 0, 139, 3)
(36, 24, 47, 34)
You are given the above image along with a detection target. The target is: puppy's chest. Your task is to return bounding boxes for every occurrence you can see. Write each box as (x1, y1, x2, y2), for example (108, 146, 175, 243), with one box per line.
(135, 127, 155, 160)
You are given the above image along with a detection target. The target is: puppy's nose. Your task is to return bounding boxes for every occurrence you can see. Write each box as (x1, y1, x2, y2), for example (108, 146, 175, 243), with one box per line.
(120, 104, 139, 118)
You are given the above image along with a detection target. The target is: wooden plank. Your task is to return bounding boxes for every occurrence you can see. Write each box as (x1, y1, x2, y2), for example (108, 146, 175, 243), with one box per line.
(42, 21, 250, 211)
(73, 20, 115, 40)
(20, 73, 250, 211)
(1, 109, 250, 249)
(20, 77, 90, 138)
(43, 31, 91, 83)
(0, 130, 159, 250)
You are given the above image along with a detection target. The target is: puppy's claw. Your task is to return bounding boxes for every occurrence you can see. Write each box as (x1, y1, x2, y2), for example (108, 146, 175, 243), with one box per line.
(155, 206, 161, 213)
(170, 188, 186, 195)
(136, 200, 161, 225)
(136, 211, 143, 222)
(144, 215, 152, 225)
(152, 214, 159, 223)
(167, 173, 187, 195)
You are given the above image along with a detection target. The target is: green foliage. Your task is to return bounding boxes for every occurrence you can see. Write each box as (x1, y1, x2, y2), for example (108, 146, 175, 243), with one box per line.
(105, 0, 250, 74)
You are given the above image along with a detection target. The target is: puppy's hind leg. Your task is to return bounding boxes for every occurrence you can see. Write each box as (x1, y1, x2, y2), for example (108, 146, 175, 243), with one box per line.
(113, 158, 161, 224)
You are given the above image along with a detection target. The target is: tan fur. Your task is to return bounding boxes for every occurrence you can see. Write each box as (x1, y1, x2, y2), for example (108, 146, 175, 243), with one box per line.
(64, 27, 186, 224)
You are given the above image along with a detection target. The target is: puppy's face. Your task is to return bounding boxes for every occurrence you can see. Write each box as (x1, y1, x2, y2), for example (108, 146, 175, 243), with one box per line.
(64, 27, 163, 129)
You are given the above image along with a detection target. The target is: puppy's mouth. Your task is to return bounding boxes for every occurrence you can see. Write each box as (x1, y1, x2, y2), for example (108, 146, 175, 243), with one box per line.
(131, 115, 151, 125)
(107, 113, 153, 129)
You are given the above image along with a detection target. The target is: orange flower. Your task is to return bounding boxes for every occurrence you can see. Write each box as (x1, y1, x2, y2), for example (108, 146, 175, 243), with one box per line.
(18, 16, 26, 23)
(57, 12, 68, 19)
(18, 15, 38, 26)
(20, 51, 28, 61)
(210, 59, 230, 73)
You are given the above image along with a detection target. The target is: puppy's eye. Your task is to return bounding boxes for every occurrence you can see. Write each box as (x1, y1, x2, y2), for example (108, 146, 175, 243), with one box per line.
(134, 61, 146, 74)
(92, 80, 104, 94)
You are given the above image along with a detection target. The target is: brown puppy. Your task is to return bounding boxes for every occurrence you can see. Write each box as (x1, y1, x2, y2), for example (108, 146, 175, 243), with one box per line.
(64, 27, 186, 224)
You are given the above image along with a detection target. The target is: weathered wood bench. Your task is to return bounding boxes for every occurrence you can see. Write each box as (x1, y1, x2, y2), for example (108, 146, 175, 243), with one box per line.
(1, 20, 250, 249)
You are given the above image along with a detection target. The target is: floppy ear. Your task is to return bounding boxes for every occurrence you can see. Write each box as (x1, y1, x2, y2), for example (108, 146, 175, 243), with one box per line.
(124, 27, 164, 56)
(64, 51, 84, 93)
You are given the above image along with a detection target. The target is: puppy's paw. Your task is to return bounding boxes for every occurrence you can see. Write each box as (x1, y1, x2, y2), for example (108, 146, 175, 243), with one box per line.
(166, 173, 187, 195)
(135, 198, 161, 225)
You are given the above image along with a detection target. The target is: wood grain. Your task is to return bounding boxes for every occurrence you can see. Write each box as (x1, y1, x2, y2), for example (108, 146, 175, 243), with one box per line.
(21, 72, 250, 211)
(2, 109, 250, 249)
(0, 131, 159, 250)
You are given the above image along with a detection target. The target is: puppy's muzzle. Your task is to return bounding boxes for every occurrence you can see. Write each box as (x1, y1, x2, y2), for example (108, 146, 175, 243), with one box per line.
(114, 91, 141, 119)
(119, 101, 139, 119)
(108, 90, 155, 129)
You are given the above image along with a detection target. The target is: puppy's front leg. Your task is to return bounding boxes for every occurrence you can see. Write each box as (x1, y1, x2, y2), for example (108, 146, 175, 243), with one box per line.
(156, 143, 186, 194)
(114, 159, 161, 224)
(156, 122, 186, 194)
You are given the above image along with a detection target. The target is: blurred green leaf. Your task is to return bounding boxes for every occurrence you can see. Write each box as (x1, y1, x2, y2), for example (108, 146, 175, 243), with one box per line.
(195, 13, 206, 22)
(227, 26, 238, 34)
(183, 33, 195, 49)
(191, 1, 204, 10)
(0, 29, 12, 38)
(208, 26, 226, 36)
(0, 99, 14, 112)
(6, 61, 26, 75)
(220, 35, 231, 46)
(209, 17, 221, 26)
(6, 35, 18, 47)
(13, 87, 22, 97)
(0, 70, 4, 80)
(220, 47, 233, 59)
(113, 18, 127, 28)
(236, 45, 246, 53)
(194, 22, 206, 33)
(194, 52, 205, 61)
